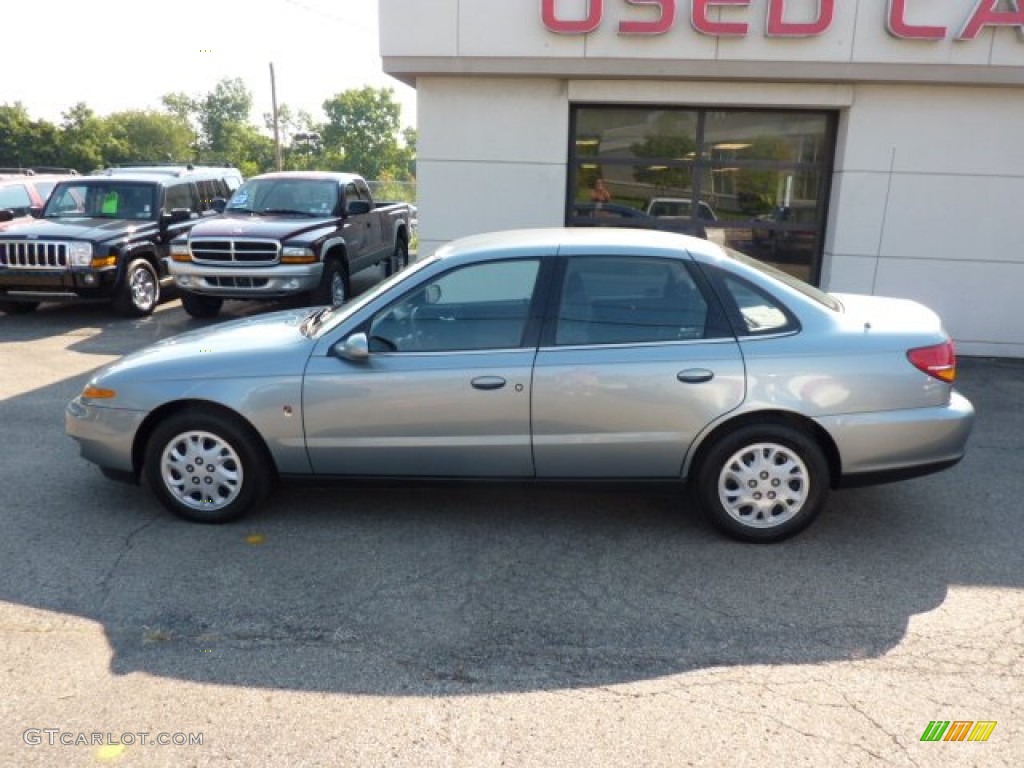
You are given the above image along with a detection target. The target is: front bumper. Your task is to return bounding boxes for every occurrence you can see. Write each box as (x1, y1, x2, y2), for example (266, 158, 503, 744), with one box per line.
(0, 267, 119, 302)
(66, 397, 147, 474)
(170, 262, 323, 298)
(818, 391, 975, 484)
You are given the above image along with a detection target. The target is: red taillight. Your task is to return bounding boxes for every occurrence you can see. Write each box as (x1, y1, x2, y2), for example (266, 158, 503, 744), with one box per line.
(908, 340, 957, 383)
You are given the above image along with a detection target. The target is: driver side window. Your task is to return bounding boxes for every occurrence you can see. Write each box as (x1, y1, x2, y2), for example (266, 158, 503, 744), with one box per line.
(368, 260, 541, 353)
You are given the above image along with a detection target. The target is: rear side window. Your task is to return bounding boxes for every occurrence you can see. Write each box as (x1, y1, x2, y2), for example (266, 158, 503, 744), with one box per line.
(555, 256, 711, 345)
(721, 275, 794, 336)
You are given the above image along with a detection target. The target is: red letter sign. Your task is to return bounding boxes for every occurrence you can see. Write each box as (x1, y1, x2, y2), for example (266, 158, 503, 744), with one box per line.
(886, 0, 947, 40)
(766, 0, 835, 37)
(958, 0, 1024, 40)
(692, 0, 751, 37)
(620, 0, 677, 35)
(542, 0, 604, 34)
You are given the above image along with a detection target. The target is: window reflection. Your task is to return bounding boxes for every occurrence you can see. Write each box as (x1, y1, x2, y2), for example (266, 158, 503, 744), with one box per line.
(569, 107, 834, 284)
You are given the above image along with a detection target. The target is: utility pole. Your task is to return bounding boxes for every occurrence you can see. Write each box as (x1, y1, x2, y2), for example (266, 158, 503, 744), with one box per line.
(270, 62, 283, 171)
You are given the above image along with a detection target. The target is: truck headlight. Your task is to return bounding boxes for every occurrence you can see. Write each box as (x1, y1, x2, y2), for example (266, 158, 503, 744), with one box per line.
(68, 242, 94, 267)
(281, 246, 316, 264)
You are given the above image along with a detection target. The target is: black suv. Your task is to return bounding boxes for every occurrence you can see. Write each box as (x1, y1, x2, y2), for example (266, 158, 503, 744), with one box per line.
(0, 164, 241, 316)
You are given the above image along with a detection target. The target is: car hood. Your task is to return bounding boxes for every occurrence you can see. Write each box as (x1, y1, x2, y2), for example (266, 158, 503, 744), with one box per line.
(832, 293, 945, 335)
(189, 214, 339, 242)
(95, 308, 318, 386)
(2, 217, 156, 242)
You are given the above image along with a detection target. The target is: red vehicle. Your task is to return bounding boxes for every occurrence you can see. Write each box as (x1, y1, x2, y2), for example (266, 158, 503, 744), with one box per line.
(0, 168, 80, 225)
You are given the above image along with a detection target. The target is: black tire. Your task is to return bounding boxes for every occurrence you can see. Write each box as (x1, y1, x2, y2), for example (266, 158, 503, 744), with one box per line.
(312, 257, 349, 307)
(0, 301, 39, 314)
(180, 292, 223, 319)
(144, 408, 272, 524)
(695, 423, 829, 543)
(384, 236, 409, 277)
(113, 258, 160, 317)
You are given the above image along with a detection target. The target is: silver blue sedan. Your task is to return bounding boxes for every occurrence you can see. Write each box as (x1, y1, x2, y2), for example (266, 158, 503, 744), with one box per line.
(66, 228, 974, 542)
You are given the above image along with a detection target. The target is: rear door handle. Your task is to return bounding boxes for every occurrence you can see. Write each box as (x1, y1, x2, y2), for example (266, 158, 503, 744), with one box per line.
(471, 376, 507, 391)
(677, 369, 714, 384)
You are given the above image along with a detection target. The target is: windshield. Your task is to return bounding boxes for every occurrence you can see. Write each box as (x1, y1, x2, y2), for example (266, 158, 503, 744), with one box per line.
(44, 182, 156, 220)
(303, 255, 439, 338)
(227, 179, 339, 216)
(723, 247, 842, 312)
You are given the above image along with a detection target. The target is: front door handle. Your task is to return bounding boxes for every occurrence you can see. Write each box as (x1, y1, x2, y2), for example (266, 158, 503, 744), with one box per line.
(471, 376, 507, 391)
(677, 368, 714, 384)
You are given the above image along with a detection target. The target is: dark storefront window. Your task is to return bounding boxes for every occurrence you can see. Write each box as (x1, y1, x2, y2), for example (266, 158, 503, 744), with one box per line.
(568, 107, 837, 284)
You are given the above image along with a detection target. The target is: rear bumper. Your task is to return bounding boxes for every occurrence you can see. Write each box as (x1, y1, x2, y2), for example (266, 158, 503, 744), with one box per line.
(171, 262, 323, 298)
(817, 391, 975, 486)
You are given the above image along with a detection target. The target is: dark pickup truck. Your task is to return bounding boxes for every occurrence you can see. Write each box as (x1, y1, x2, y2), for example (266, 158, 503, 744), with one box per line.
(169, 171, 414, 318)
(0, 165, 239, 316)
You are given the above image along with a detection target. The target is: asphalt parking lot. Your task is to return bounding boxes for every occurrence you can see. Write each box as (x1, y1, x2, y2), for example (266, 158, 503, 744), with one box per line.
(1, 276, 1022, 767)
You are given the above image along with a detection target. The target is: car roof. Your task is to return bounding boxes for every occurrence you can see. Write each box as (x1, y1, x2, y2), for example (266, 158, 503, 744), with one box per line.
(247, 171, 362, 184)
(434, 227, 722, 263)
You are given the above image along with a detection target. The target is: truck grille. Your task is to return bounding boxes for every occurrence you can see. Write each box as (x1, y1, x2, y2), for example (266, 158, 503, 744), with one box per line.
(0, 240, 69, 269)
(190, 239, 279, 265)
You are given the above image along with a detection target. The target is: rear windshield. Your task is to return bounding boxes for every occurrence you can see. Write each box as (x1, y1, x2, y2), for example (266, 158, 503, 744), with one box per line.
(724, 247, 841, 312)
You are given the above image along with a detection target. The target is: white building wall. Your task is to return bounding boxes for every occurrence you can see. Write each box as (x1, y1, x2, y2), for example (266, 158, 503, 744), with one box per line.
(415, 78, 569, 255)
(826, 84, 1024, 357)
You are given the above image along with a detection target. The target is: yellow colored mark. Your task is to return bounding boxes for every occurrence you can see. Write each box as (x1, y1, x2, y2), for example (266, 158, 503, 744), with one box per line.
(245, 533, 265, 545)
(95, 743, 127, 761)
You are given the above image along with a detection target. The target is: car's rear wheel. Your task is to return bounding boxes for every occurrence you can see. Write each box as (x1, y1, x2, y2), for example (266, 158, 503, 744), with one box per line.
(696, 423, 829, 543)
(0, 300, 39, 314)
(113, 258, 159, 316)
(144, 409, 271, 524)
(180, 292, 223, 319)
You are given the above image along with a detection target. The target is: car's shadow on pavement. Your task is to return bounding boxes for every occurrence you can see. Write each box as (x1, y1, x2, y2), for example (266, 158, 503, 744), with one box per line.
(1, 323, 1021, 695)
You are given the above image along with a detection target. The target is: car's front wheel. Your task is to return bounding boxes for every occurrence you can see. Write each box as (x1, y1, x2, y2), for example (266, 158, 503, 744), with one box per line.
(144, 409, 272, 524)
(180, 292, 223, 319)
(312, 258, 349, 307)
(696, 423, 829, 543)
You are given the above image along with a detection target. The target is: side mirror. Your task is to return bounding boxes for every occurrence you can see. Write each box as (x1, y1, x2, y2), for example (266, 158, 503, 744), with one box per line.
(346, 200, 372, 216)
(28, 206, 44, 219)
(161, 208, 193, 227)
(211, 198, 227, 214)
(334, 332, 369, 361)
(0, 209, 13, 223)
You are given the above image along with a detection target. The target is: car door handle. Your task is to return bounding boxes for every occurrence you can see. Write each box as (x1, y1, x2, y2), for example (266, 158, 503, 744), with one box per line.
(471, 376, 507, 391)
(677, 369, 715, 384)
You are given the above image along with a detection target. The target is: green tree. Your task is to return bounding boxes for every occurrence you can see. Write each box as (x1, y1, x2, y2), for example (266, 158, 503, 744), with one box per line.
(321, 87, 414, 179)
(58, 103, 126, 173)
(0, 103, 62, 169)
(104, 110, 196, 165)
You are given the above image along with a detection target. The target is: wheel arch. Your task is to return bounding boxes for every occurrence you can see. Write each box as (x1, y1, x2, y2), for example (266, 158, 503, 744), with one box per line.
(685, 409, 841, 489)
(132, 399, 279, 481)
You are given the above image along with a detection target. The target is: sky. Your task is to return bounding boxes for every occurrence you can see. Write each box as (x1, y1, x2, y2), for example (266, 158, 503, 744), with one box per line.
(2, 0, 416, 129)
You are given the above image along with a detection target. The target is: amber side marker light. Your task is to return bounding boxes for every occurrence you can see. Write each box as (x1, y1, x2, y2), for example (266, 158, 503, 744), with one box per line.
(82, 385, 117, 399)
(908, 340, 957, 383)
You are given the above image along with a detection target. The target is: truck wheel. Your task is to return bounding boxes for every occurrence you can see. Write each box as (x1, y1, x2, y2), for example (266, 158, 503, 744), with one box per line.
(313, 258, 349, 307)
(143, 408, 272, 524)
(113, 258, 160, 316)
(385, 237, 409, 277)
(0, 301, 39, 314)
(180, 292, 223, 319)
